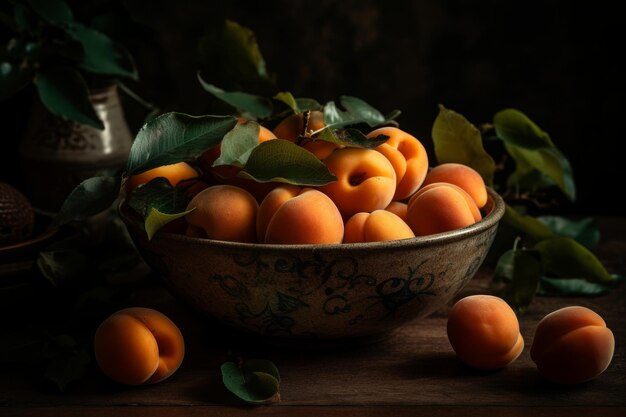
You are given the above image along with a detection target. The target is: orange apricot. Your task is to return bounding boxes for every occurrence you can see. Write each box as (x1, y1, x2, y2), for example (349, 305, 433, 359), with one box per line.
(185, 185, 258, 242)
(368, 127, 429, 201)
(422, 163, 487, 208)
(343, 210, 415, 243)
(125, 162, 198, 195)
(407, 182, 481, 236)
(273, 110, 325, 141)
(318, 148, 396, 218)
(385, 201, 408, 222)
(447, 295, 524, 370)
(302, 139, 340, 160)
(530, 306, 614, 384)
(94, 307, 184, 385)
(262, 187, 344, 244)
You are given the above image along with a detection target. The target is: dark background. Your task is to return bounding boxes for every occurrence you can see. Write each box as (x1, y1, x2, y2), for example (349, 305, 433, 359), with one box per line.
(1, 0, 623, 215)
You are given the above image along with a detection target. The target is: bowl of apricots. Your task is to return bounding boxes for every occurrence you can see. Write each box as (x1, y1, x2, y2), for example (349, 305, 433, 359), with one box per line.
(119, 110, 505, 342)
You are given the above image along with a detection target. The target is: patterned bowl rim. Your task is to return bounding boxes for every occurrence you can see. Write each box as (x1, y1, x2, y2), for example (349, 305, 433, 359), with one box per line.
(120, 187, 505, 253)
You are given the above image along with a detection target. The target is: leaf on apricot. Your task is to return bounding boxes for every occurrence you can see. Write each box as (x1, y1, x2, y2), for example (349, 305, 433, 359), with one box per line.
(317, 127, 389, 148)
(239, 139, 336, 186)
(128, 178, 192, 239)
(493, 108, 554, 149)
(295, 97, 322, 112)
(431, 104, 495, 186)
(127, 112, 237, 175)
(144, 208, 192, 240)
(535, 237, 616, 284)
(221, 359, 280, 405)
(493, 248, 542, 312)
(198, 75, 272, 119)
(213, 121, 260, 168)
(322, 96, 398, 131)
(55, 175, 121, 226)
(536, 216, 600, 249)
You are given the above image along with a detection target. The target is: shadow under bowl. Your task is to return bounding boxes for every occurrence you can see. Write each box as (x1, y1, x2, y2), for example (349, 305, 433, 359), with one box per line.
(120, 188, 505, 342)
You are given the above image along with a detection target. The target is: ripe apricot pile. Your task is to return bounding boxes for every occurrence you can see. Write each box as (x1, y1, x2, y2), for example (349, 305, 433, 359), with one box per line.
(127, 116, 490, 245)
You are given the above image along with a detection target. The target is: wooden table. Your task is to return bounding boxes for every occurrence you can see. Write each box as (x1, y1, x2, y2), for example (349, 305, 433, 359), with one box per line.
(1, 218, 625, 417)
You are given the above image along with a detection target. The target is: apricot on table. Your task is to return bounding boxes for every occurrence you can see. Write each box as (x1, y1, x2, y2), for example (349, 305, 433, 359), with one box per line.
(94, 307, 184, 385)
(422, 163, 487, 208)
(407, 182, 481, 236)
(259, 186, 344, 244)
(368, 127, 429, 201)
(530, 306, 614, 384)
(185, 185, 258, 243)
(318, 148, 396, 218)
(125, 162, 198, 195)
(344, 210, 415, 243)
(447, 295, 524, 370)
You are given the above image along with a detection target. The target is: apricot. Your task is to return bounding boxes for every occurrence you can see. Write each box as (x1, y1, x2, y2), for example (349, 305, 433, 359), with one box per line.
(125, 162, 198, 195)
(422, 163, 487, 208)
(318, 148, 396, 217)
(344, 210, 415, 243)
(302, 139, 340, 160)
(185, 185, 258, 242)
(530, 306, 614, 384)
(260, 187, 344, 244)
(272, 110, 325, 141)
(368, 127, 429, 201)
(447, 295, 524, 370)
(407, 182, 481, 236)
(94, 307, 184, 385)
(385, 201, 408, 222)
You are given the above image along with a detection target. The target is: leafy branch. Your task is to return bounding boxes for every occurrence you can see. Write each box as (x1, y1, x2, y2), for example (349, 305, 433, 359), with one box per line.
(432, 105, 619, 311)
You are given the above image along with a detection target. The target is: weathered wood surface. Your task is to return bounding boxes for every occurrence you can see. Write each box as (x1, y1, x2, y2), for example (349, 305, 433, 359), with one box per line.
(2, 217, 625, 416)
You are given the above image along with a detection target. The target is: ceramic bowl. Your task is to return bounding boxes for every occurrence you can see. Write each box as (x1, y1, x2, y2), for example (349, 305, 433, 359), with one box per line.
(120, 188, 505, 342)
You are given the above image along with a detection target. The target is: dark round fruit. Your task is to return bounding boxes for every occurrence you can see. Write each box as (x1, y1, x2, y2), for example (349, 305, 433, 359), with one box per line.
(0, 182, 35, 246)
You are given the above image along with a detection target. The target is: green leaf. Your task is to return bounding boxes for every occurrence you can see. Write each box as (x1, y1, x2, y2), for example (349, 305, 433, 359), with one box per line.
(431, 104, 495, 185)
(43, 339, 90, 392)
(128, 177, 191, 217)
(322, 97, 397, 130)
(535, 237, 615, 284)
(502, 205, 554, 242)
(493, 108, 554, 149)
(494, 248, 542, 312)
(295, 98, 322, 112)
(55, 176, 120, 226)
(240, 139, 336, 186)
(0, 61, 33, 100)
(339, 95, 386, 126)
(317, 127, 388, 148)
(26, 0, 73, 26)
(273, 91, 299, 113)
(221, 359, 280, 405)
(536, 216, 600, 249)
(35, 67, 104, 129)
(221, 19, 269, 82)
(538, 277, 611, 297)
(505, 144, 576, 201)
(66, 23, 138, 80)
(241, 359, 281, 382)
(213, 121, 260, 168)
(198, 76, 272, 118)
(127, 177, 192, 239)
(144, 208, 192, 240)
(127, 112, 237, 175)
(37, 248, 93, 287)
